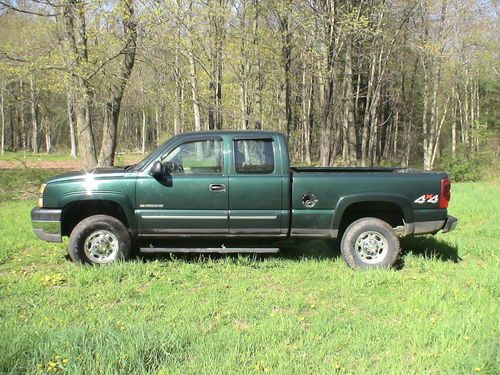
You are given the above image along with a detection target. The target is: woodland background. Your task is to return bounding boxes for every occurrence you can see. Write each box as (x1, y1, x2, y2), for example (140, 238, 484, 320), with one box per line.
(0, 0, 498, 170)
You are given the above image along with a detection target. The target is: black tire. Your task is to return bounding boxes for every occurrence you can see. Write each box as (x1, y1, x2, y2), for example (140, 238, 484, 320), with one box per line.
(340, 217, 400, 269)
(68, 215, 131, 265)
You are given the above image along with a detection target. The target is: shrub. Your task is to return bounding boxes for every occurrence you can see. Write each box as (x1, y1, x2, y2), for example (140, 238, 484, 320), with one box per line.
(441, 156, 481, 182)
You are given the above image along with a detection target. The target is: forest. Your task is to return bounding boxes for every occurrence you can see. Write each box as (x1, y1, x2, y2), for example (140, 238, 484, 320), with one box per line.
(0, 0, 497, 169)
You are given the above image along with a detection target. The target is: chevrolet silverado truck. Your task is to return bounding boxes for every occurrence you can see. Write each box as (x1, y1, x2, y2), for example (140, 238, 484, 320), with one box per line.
(31, 131, 457, 269)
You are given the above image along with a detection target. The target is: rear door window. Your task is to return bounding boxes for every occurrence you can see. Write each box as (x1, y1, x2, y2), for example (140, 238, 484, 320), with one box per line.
(234, 139, 275, 174)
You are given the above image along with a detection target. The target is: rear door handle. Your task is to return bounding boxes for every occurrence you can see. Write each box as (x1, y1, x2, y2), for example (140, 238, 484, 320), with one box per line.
(209, 184, 226, 192)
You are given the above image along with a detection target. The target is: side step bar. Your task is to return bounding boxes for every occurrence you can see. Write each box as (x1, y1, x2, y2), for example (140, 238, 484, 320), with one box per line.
(140, 247, 279, 254)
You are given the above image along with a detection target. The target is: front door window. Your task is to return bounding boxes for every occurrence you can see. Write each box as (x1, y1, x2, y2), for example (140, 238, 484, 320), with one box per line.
(162, 139, 223, 174)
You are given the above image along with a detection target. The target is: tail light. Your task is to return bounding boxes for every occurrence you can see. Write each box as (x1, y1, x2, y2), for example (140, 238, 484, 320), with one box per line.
(439, 177, 451, 209)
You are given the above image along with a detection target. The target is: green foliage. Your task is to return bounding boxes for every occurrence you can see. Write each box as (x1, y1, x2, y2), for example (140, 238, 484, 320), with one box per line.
(0, 174, 498, 373)
(440, 148, 499, 183)
(441, 155, 481, 182)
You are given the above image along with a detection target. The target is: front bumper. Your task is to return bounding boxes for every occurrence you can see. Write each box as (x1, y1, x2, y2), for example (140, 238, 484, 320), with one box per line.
(31, 207, 62, 243)
(441, 215, 458, 233)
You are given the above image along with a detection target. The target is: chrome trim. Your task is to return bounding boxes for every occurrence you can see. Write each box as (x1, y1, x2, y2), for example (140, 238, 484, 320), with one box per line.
(229, 215, 277, 220)
(290, 228, 334, 238)
(140, 247, 280, 254)
(31, 207, 62, 243)
(31, 220, 60, 232)
(209, 183, 226, 192)
(139, 233, 286, 238)
(31, 220, 60, 224)
(413, 220, 446, 235)
(33, 229, 61, 243)
(141, 215, 227, 220)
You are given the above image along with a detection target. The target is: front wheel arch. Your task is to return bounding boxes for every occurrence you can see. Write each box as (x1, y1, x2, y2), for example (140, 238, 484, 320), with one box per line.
(61, 200, 131, 237)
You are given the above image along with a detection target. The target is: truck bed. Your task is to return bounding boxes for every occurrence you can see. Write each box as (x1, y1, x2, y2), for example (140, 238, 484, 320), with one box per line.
(289, 167, 448, 237)
(291, 166, 404, 173)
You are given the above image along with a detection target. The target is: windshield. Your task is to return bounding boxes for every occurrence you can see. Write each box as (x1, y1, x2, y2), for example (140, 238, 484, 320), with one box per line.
(129, 138, 172, 172)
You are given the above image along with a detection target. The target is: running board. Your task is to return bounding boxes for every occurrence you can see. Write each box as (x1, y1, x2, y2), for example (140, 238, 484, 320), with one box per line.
(140, 247, 279, 254)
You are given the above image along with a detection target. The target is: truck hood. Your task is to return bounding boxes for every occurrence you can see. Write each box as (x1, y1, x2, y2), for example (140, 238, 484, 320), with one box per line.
(45, 167, 127, 184)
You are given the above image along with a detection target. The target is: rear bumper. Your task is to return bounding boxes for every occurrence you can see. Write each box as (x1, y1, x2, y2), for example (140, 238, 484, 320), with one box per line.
(441, 215, 458, 233)
(31, 207, 62, 243)
(407, 215, 457, 235)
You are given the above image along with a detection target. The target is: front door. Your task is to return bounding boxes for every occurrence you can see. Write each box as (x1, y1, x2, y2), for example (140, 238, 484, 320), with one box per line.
(136, 137, 228, 237)
(228, 137, 284, 236)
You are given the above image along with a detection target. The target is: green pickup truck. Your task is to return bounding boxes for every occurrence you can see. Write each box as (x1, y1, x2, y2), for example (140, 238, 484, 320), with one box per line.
(31, 131, 457, 269)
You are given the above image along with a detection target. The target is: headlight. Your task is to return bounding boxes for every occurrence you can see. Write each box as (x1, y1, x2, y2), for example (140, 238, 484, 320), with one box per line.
(38, 183, 47, 208)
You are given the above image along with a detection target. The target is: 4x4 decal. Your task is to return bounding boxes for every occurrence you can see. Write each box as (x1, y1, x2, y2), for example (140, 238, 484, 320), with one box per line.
(414, 194, 438, 204)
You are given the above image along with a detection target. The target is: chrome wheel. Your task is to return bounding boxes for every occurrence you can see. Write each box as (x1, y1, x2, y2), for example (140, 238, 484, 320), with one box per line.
(354, 230, 388, 264)
(84, 230, 119, 264)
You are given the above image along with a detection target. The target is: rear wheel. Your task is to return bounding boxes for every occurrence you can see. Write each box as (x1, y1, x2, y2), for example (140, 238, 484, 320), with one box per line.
(340, 217, 400, 269)
(69, 215, 131, 265)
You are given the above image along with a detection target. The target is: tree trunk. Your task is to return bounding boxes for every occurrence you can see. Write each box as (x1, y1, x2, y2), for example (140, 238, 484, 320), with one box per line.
(430, 97, 450, 167)
(239, 0, 250, 130)
(174, 10, 183, 135)
(361, 50, 377, 166)
(252, 0, 262, 129)
(74, 83, 98, 168)
(0, 86, 4, 155)
(343, 37, 356, 164)
(422, 60, 431, 170)
(30, 77, 40, 154)
(9, 105, 15, 151)
(393, 98, 399, 159)
(155, 107, 161, 146)
(301, 67, 313, 165)
(188, 50, 202, 132)
(319, 0, 338, 167)
(98, 0, 137, 166)
(63, 0, 97, 168)
(208, 0, 225, 130)
(44, 117, 52, 154)
(279, 1, 292, 143)
(141, 109, 147, 154)
(18, 78, 27, 151)
(319, 66, 333, 166)
(66, 90, 78, 158)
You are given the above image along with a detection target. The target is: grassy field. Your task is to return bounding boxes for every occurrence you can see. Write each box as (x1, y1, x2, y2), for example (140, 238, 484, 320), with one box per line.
(0, 168, 498, 374)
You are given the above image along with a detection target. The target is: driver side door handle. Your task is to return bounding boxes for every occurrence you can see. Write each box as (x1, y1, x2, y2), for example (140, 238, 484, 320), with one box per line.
(209, 184, 226, 192)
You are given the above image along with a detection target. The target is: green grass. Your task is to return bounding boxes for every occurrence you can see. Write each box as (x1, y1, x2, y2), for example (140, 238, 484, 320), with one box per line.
(0, 172, 498, 374)
(0, 169, 66, 201)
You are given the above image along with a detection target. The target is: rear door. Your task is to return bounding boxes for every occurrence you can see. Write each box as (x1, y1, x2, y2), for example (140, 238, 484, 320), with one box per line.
(228, 136, 286, 236)
(136, 136, 228, 237)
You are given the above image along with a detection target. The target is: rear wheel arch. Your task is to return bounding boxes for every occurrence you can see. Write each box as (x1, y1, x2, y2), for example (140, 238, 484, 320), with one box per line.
(333, 195, 413, 236)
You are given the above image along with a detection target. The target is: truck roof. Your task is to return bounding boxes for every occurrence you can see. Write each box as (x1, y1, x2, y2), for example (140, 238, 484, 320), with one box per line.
(173, 130, 283, 138)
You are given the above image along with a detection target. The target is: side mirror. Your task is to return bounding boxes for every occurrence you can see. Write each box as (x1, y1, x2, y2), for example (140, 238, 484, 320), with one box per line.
(150, 161, 165, 176)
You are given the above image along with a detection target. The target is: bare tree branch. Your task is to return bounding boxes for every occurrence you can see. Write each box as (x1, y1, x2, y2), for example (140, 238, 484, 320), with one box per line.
(0, 1, 58, 16)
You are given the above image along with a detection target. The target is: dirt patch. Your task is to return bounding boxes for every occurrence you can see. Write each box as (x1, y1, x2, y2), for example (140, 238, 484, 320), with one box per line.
(0, 156, 143, 170)
(0, 160, 80, 170)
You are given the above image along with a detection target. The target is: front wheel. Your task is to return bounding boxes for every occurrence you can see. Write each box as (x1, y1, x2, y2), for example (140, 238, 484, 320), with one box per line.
(340, 217, 400, 269)
(68, 215, 131, 265)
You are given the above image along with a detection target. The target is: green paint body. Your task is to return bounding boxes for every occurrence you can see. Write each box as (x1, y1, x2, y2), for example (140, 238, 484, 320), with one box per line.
(37, 131, 451, 241)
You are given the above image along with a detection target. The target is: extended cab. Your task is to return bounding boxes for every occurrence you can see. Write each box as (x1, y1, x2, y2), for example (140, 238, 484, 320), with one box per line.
(31, 131, 457, 269)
